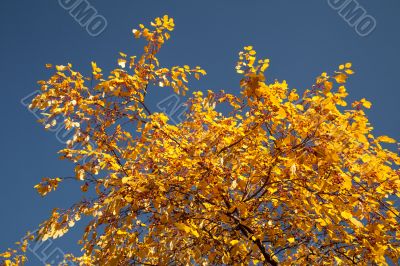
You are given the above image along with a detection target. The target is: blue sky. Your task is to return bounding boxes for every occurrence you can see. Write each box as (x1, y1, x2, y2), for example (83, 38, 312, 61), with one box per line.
(0, 1, 399, 265)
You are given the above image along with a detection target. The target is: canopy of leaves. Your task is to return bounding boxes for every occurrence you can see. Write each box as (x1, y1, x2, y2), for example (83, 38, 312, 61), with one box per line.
(2, 15, 399, 266)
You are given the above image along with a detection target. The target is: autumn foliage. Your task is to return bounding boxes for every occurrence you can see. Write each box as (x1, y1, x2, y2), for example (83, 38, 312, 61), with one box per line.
(2, 15, 400, 265)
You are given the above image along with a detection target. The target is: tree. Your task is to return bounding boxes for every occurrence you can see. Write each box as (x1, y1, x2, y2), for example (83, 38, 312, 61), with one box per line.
(2, 15, 399, 265)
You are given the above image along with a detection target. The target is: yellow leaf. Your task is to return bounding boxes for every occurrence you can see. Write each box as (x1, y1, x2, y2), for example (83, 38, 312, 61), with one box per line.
(118, 58, 126, 68)
(342, 175, 352, 190)
(122, 176, 131, 184)
(376, 136, 396, 143)
(191, 228, 200, 237)
(222, 254, 229, 264)
(334, 73, 348, 84)
(316, 218, 327, 226)
(175, 223, 191, 233)
(349, 217, 363, 228)
(230, 239, 240, 246)
(334, 256, 343, 264)
(0, 252, 11, 258)
(276, 108, 286, 119)
(117, 230, 127, 235)
(341, 211, 352, 220)
(362, 99, 372, 109)
(203, 202, 212, 209)
(125, 196, 133, 203)
(91, 61, 101, 72)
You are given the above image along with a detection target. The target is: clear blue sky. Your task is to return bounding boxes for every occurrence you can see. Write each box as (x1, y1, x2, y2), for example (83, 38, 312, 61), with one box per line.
(0, 1, 399, 265)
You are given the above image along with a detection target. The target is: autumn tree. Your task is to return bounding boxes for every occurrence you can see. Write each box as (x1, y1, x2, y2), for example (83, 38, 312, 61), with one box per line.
(2, 15, 400, 265)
